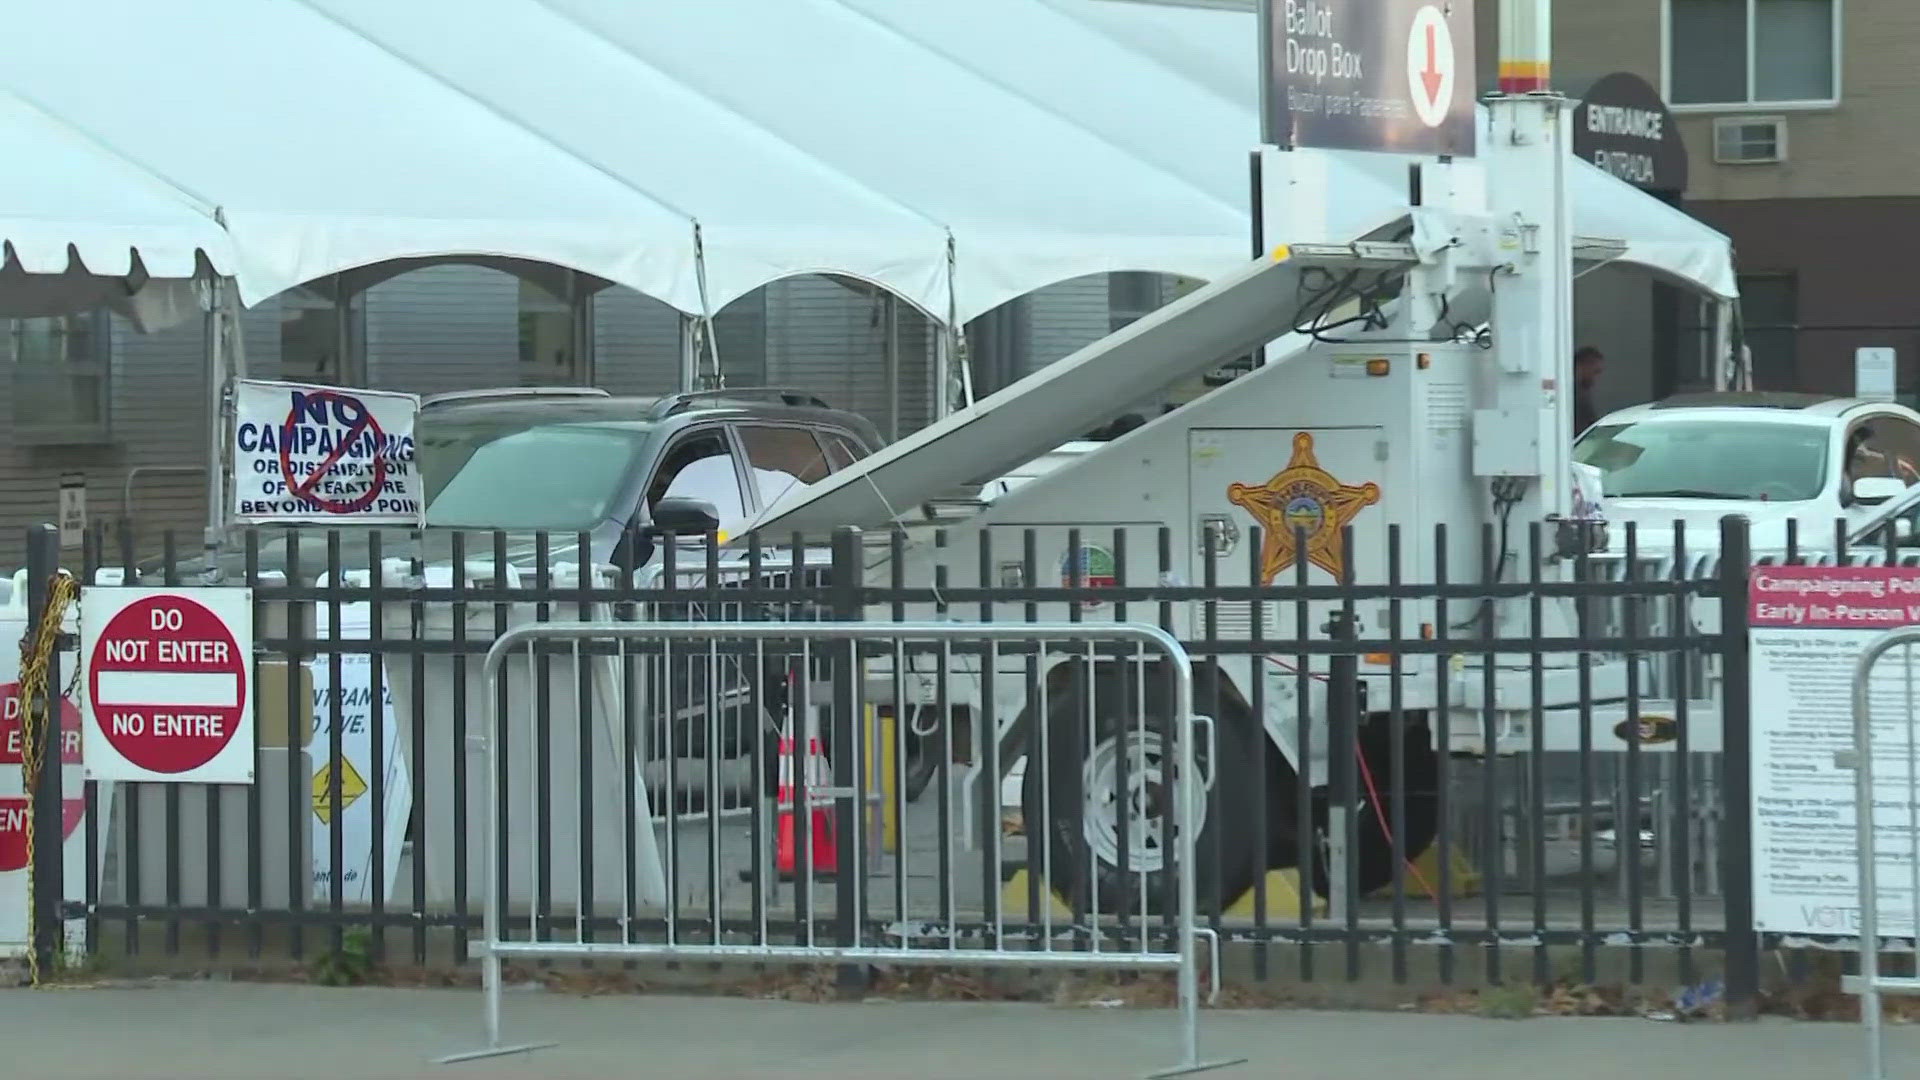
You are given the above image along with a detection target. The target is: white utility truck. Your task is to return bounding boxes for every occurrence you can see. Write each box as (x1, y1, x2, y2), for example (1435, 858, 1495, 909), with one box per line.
(739, 102, 1741, 906)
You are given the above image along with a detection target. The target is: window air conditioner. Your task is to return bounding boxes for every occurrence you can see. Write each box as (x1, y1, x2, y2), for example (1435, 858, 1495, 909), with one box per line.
(1713, 117, 1787, 165)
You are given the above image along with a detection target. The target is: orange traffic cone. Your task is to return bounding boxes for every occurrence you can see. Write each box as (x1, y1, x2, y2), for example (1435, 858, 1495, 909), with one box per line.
(774, 710, 838, 880)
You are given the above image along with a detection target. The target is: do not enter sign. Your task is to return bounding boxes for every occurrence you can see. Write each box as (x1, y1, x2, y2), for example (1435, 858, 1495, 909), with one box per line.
(81, 587, 255, 784)
(0, 682, 84, 873)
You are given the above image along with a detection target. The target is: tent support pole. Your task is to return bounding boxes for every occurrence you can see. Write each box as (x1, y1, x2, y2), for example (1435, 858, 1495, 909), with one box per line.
(333, 272, 358, 385)
(202, 274, 243, 563)
(571, 271, 595, 386)
(933, 330, 950, 422)
(937, 231, 973, 420)
(678, 315, 698, 392)
(690, 222, 723, 390)
(882, 292, 900, 441)
(1711, 298, 1735, 391)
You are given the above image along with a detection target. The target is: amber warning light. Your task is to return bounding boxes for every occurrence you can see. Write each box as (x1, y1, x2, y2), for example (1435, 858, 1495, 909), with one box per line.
(1365, 626, 1433, 664)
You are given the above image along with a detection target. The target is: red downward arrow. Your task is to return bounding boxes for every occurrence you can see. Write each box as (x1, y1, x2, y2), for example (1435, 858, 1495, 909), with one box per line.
(1420, 24, 1445, 104)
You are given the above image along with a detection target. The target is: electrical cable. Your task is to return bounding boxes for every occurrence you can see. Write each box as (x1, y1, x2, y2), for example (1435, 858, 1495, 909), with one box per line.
(1451, 476, 1526, 630)
(1354, 741, 1439, 900)
(1292, 269, 1402, 344)
(1265, 656, 1441, 901)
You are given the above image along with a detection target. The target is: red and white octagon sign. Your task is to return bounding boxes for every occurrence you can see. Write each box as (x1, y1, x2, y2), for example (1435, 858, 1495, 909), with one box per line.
(81, 587, 254, 784)
(0, 681, 84, 873)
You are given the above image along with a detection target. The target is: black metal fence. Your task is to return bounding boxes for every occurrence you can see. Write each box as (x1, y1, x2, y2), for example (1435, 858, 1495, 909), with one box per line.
(9, 515, 1783, 1005)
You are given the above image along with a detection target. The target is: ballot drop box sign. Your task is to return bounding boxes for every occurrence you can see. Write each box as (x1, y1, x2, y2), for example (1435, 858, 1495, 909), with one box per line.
(81, 588, 254, 784)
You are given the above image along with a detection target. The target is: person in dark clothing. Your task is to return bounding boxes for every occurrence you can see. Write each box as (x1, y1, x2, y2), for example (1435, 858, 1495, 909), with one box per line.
(1572, 346, 1605, 438)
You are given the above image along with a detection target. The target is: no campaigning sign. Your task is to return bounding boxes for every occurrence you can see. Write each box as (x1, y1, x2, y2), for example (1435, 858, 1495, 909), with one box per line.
(82, 587, 255, 784)
(232, 379, 424, 526)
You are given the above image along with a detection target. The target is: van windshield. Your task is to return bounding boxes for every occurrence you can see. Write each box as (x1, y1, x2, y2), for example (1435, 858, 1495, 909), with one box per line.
(418, 419, 652, 530)
(1574, 419, 1830, 501)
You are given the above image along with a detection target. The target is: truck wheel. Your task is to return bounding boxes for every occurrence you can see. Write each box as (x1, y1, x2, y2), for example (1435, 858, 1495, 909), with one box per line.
(1309, 716, 1442, 898)
(1022, 666, 1262, 916)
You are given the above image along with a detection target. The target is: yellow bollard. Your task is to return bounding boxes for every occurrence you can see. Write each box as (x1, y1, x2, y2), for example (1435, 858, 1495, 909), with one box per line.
(1000, 868, 1076, 919)
(862, 705, 899, 853)
(1226, 869, 1326, 919)
(1368, 845, 1483, 900)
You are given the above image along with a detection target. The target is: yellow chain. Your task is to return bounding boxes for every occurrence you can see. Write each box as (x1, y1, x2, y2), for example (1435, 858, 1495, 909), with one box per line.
(16, 571, 78, 987)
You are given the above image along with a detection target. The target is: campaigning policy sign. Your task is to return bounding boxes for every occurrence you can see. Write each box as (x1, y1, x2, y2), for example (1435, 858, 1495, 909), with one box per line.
(1749, 565, 1920, 937)
(232, 380, 424, 526)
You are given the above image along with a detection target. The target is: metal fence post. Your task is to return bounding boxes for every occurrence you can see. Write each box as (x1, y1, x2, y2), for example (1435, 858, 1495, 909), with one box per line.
(829, 526, 868, 996)
(1718, 514, 1758, 1018)
(1324, 609, 1360, 972)
(24, 523, 65, 976)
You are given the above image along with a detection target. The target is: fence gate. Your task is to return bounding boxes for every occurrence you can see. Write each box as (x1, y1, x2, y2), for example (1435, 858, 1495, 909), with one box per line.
(448, 618, 1243, 1079)
(1850, 627, 1920, 1080)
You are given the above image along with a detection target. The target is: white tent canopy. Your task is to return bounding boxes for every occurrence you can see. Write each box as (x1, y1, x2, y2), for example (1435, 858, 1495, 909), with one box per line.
(0, 90, 232, 326)
(0, 0, 701, 311)
(300, 0, 955, 319)
(0, 0, 1735, 326)
(538, 0, 1252, 321)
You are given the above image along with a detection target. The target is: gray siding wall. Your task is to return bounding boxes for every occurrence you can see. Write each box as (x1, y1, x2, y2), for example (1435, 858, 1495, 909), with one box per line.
(0, 269, 1141, 565)
(593, 286, 683, 396)
(0, 297, 284, 567)
(1022, 275, 1113, 377)
(763, 277, 935, 441)
(365, 266, 519, 396)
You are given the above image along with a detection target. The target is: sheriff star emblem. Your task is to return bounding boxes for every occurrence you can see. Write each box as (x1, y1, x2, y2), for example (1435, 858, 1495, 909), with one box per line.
(1226, 432, 1381, 585)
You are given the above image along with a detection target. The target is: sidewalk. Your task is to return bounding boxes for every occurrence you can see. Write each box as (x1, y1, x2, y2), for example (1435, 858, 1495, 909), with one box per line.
(0, 981, 1901, 1080)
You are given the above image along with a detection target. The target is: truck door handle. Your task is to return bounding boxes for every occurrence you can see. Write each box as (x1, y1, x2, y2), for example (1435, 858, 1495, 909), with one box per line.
(1198, 515, 1240, 559)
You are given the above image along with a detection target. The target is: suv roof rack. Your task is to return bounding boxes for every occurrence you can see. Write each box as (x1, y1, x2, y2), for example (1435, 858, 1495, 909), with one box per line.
(421, 387, 611, 409)
(649, 387, 835, 418)
(1651, 391, 1833, 411)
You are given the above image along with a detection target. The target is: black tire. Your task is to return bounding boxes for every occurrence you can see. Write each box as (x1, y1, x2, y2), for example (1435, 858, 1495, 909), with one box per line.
(1307, 715, 1442, 899)
(1020, 663, 1264, 916)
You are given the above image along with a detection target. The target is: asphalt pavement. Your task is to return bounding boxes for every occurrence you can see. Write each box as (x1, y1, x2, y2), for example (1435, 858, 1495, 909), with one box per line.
(0, 981, 1906, 1080)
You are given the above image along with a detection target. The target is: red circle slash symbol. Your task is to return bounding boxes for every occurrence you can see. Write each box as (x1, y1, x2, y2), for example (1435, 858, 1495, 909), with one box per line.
(278, 391, 388, 515)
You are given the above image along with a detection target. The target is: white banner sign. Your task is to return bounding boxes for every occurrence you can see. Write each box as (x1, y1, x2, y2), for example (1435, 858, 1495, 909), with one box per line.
(1750, 565, 1920, 937)
(310, 601, 410, 904)
(232, 380, 423, 526)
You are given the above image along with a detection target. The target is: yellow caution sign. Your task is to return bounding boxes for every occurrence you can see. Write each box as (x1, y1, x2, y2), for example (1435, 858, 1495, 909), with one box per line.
(311, 756, 368, 826)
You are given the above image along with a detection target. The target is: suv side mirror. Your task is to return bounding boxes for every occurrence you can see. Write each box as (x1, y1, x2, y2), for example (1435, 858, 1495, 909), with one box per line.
(1852, 476, 1907, 505)
(650, 497, 721, 536)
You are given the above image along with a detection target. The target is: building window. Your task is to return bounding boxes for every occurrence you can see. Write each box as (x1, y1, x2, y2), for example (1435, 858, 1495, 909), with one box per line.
(1667, 0, 1838, 108)
(9, 311, 110, 445)
(1737, 273, 1798, 390)
(1108, 272, 1164, 334)
(280, 285, 361, 383)
(518, 278, 578, 385)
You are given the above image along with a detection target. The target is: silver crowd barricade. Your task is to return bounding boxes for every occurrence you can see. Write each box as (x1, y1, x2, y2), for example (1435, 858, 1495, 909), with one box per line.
(1849, 627, 1920, 1080)
(441, 620, 1242, 1079)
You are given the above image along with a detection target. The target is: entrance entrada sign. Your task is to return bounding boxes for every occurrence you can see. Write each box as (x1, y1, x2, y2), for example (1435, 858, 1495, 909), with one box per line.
(1572, 72, 1688, 194)
(1263, 0, 1476, 156)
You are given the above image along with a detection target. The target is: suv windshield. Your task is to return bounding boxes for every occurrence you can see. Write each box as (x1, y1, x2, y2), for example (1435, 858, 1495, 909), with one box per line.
(1574, 419, 1830, 501)
(419, 418, 652, 530)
